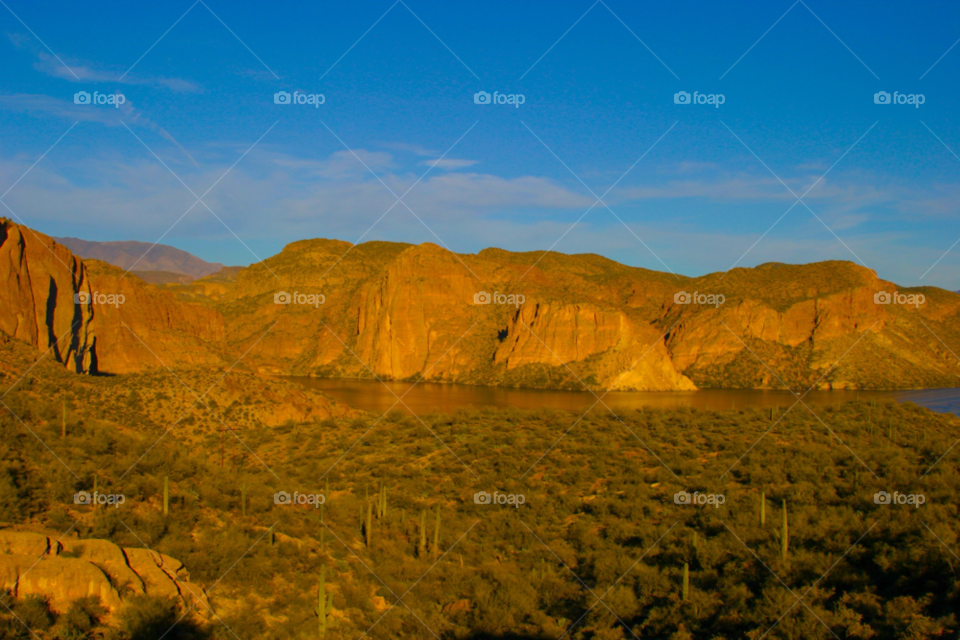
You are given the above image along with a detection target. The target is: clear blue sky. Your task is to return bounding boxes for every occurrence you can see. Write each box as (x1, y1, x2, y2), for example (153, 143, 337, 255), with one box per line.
(1, 0, 959, 287)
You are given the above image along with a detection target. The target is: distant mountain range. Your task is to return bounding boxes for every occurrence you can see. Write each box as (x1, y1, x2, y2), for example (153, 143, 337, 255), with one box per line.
(53, 236, 227, 279)
(4, 220, 960, 390)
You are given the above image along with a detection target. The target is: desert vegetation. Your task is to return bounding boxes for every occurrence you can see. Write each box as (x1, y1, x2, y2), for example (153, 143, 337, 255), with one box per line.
(1, 334, 958, 639)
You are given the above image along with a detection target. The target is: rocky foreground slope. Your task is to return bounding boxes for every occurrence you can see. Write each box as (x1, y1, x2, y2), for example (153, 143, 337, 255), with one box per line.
(0, 530, 206, 622)
(3, 219, 960, 390)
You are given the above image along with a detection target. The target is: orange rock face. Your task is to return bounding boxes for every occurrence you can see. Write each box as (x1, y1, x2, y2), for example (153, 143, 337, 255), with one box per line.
(355, 244, 479, 380)
(0, 221, 225, 374)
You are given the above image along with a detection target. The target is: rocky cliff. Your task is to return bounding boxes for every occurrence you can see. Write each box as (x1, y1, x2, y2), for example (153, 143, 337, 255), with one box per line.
(0, 221, 226, 374)
(0, 530, 207, 622)
(5, 221, 960, 390)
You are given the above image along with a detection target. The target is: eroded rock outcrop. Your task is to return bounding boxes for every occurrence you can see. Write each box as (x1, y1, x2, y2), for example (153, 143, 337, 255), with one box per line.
(0, 531, 207, 621)
(494, 302, 695, 390)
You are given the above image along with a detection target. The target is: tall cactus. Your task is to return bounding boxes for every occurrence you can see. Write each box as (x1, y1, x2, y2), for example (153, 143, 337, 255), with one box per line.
(433, 505, 441, 559)
(418, 509, 426, 558)
(163, 476, 169, 516)
(365, 501, 372, 547)
(318, 565, 326, 638)
(317, 565, 334, 638)
(682, 563, 689, 601)
(760, 491, 766, 527)
(781, 499, 789, 562)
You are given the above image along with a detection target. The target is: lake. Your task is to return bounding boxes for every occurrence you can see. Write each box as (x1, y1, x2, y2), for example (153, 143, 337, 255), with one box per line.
(285, 378, 960, 417)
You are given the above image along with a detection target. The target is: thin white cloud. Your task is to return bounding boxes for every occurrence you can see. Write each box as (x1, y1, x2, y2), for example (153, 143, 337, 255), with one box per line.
(6, 34, 202, 93)
(381, 142, 438, 157)
(0, 93, 198, 168)
(419, 158, 478, 170)
(33, 53, 203, 92)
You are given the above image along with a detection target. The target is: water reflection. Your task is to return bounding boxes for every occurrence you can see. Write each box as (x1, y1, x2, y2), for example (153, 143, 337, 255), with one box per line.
(284, 378, 956, 416)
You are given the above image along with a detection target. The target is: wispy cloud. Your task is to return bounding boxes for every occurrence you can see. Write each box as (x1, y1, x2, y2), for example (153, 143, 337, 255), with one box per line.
(420, 158, 477, 170)
(0, 93, 198, 167)
(7, 35, 202, 93)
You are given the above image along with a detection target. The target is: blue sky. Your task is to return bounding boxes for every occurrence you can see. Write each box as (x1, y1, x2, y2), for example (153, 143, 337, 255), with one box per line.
(1, 0, 959, 287)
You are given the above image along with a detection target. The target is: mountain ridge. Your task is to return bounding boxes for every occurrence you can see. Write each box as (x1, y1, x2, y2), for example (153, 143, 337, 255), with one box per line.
(4, 220, 960, 390)
(54, 236, 227, 279)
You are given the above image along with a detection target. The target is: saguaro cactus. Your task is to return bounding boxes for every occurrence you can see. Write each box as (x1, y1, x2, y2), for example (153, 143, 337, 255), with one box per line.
(760, 491, 766, 527)
(163, 476, 169, 516)
(317, 565, 334, 638)
(682, 563, 689, 601)
(418, 509, 427, 558)
(781, 499, 789, 562)
(365, 501, 372, 547)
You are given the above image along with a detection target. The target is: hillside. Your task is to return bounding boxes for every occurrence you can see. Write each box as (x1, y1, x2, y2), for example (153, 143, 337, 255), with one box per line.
(1, 328, 959, 639)
(5, 220, 960, 390)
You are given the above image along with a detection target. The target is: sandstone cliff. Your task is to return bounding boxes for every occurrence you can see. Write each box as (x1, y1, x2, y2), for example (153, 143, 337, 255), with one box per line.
(0, 530, 207, 622)
(0, 220, 225, 374)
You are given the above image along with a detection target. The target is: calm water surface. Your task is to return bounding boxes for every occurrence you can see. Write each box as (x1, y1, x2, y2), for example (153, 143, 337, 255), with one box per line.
(285, 378, 960, 417)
